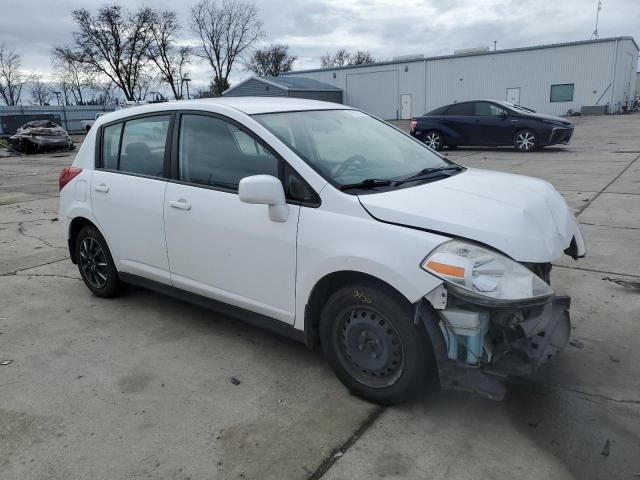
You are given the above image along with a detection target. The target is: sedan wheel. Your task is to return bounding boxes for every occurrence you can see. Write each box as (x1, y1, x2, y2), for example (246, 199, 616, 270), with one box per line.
(423, 130, 443, 151)
(76, 225, 123, 297)
(514, 130, 537, 151)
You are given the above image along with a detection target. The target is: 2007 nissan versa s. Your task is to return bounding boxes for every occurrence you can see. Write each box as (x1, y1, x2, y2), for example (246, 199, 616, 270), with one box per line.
(59, 97, 586, 404)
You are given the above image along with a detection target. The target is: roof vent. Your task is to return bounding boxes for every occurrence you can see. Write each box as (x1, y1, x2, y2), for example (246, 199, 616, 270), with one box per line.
(453, 46, 491, 55)
(391, 54, 424, 61)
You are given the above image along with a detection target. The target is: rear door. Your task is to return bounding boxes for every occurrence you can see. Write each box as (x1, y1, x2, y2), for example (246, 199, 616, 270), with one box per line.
(91, 114, 172, 283)
(442, 102, 475, 145)
(472, 102, 512, 145)
(163, 112, 300, 323)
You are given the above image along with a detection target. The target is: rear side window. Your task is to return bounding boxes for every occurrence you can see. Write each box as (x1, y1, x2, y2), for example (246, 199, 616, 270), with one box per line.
(446, 103, 473, 115)
(427, 106, 448, 115)
(99, 115, 170, 177)
(178, 114, 278, 190)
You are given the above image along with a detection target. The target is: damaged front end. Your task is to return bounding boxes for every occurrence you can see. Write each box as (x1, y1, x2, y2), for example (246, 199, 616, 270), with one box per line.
(418, 239, 575, 400)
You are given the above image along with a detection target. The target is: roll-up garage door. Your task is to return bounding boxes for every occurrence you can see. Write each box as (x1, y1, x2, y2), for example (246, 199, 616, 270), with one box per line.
(346, 70, 399, 120)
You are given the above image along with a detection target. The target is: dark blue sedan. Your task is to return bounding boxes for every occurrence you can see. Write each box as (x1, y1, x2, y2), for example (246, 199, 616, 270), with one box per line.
(410, 100, 574, 151)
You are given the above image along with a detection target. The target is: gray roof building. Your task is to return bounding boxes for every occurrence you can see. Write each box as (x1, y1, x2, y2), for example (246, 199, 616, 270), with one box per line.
(223, 76, 343, 104)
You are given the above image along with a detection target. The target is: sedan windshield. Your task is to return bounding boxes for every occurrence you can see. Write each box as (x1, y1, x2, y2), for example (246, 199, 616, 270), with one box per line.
(253, 109, 450, 187)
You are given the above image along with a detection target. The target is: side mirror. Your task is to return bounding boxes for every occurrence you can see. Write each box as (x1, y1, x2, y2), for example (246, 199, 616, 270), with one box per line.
(499, 111, 508, 119)
(238, 175, 289, 222)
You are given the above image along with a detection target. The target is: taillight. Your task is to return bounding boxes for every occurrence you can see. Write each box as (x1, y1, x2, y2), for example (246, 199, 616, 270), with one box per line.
(410, 118, 417, 130)
(59, 167, 82, 191)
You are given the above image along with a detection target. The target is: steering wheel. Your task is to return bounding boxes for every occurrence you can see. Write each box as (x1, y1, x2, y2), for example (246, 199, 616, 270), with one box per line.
(332, 155, 368, 179)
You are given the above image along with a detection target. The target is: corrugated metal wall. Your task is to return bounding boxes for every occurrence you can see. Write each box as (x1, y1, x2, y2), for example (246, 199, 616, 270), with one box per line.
(0, 105, 116, 134)
(224, 78, 287, 97)
(284, 38, 639, 118)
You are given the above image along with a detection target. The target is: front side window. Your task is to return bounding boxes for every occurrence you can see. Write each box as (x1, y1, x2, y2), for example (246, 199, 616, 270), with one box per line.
(550, 84, 574, 102)
(178, 114, 278, 189)
(100, 115, 170, 177)
(474, 102, 506, 116)
(253, 110, 450, 187)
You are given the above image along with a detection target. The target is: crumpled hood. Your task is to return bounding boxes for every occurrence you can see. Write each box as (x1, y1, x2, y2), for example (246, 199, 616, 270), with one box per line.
(358, 168, 585, 263)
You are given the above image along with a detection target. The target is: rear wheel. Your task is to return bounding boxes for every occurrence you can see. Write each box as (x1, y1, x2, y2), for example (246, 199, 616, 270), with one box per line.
(319, 282, 435, 405)
(75, 225, 122, 298)
(423, 130, 444, 151)
(514, 129, 537, 151)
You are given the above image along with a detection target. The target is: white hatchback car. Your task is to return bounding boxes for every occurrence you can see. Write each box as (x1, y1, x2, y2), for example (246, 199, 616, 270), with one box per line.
(59, 98, 586, 404)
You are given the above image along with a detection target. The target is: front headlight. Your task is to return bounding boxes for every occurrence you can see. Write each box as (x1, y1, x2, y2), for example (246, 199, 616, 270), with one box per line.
(422, 240, 553, 301)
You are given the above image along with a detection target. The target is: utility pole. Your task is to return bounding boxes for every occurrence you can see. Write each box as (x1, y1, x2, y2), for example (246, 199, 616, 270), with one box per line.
(591, 0, 602, 39)
(182, 77, 191, 100)
(493, 40, 497, 51)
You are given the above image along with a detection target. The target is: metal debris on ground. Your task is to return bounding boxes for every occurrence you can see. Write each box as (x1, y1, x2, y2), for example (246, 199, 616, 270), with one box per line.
(609, 354, 621, 363)
(602, 276, 640, 289)
(7, 120, 74, 154)
(601, 439, 611, 457)
(1, 360, 13, 366)
(229, 377, 241, 386)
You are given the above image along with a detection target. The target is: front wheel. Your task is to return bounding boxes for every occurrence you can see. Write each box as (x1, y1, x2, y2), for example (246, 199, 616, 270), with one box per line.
(423, 130, 444, 151)
(319, 282, 435, 405)
(76, 225, 123, 298)
(513, 129, 537, 151)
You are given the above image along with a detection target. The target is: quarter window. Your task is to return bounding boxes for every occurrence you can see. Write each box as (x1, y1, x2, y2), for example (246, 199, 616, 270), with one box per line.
(102, 123, 122, 170)
(178, 114, 279, 190)
(550, 84, 574, 102)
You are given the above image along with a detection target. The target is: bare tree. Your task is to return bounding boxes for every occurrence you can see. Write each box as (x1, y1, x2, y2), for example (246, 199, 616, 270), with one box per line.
(244, 44, 296, 77)
(321, 49, 375, 68)
(54, 5, 154, 101)
(30, 76, 52, 105)
(191, 0, 263, 96)
(51, 51, 97, 105)
(147, 9, 191, 99)
(321, 49, 351, 68)
(350, 50, 375, 65)
(0, 43, 32, 105)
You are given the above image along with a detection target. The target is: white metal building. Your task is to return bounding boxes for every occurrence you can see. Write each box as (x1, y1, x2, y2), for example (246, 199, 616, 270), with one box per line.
(283, 37, 638, 119)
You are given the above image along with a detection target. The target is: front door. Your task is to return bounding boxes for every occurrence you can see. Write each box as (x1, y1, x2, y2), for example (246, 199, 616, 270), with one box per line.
(472, 101, 512, 145)
(91, 114, 172, 283)
(163, 113, 299, 323)
(401, 94, 412, 119)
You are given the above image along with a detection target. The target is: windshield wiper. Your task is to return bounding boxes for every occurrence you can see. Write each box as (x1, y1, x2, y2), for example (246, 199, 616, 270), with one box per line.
(394, 165, 464, 186)
(339, 178, 392, 190)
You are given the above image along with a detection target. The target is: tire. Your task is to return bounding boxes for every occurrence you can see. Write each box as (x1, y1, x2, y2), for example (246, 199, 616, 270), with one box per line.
(423, 130, 444, 151)
(513, 129, 537, 151)
(319, 281, 435, 405)
(75, 225, 123, 298)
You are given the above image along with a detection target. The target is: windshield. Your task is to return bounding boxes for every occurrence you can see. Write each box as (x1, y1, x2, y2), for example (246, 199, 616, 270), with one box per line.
(253, 110, 449, 187)
(503, 102, 536, 113)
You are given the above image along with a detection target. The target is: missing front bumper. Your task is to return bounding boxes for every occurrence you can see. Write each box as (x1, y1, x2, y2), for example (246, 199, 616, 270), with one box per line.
(418, 294, 571, 401)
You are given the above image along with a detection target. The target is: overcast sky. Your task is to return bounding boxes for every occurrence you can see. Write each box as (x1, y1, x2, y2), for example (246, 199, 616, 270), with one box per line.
(1, 0, 638, 94)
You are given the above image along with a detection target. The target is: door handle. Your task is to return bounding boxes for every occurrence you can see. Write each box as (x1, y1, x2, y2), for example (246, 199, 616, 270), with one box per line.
(94, 184, 109, 193)
(169, 199, 191, 211)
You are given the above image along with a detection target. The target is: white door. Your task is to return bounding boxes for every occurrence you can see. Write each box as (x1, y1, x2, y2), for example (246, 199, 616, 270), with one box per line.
(163, 113, 299, 323)
(401, 94, 412, 119)
(506, 87, 521, 104)
(91, 115, 172, 283)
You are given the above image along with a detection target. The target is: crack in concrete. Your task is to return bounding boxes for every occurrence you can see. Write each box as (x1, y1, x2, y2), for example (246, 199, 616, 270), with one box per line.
(528, 380, 640, 406)
(14, 273, 80, 281)
(307, 405, 385, 480)
(16, 222, 65, 250)
(579, 222, 640, 230)
(552, 263, 640, 279)
(575, 152, 640, 216)
(0, 258, 69, 277)
(0, 218, 54, 226)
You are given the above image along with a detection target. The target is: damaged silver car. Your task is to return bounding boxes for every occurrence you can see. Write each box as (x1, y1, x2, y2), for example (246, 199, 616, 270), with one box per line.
(9, 120, 74, 154)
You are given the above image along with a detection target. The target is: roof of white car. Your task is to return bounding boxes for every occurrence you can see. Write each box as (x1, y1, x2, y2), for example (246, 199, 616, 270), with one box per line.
(99, 97, 352, 124)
